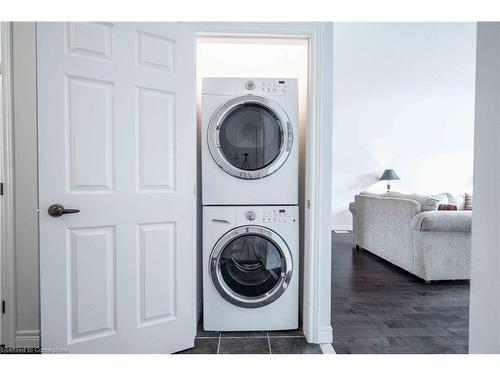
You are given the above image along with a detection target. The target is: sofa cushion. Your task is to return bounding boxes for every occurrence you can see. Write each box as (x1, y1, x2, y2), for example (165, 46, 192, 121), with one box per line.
(412, 211, 472, 232)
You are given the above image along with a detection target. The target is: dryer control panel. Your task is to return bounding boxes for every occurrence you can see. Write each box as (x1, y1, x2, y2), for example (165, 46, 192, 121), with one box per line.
(237, 206, 298, 225)
(258, 79, 291, 95)
(202, 78, 298, 96)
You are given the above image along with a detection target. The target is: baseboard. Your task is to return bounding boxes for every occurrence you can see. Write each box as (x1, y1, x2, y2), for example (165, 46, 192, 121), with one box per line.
(320, 343, 336, 354)
(332, 224, 352, 231)
(15, 330, 40, 348)
(318, 325, 333, 344)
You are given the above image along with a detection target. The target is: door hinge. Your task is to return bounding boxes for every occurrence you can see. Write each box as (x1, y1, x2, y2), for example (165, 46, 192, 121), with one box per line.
(307, 199, 311, 209)
(1, 300, 5, 314)
(0, 182, 3, 196)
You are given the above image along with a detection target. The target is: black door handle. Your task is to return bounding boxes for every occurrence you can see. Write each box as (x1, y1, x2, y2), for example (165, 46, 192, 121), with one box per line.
(48, 204, 80, 217)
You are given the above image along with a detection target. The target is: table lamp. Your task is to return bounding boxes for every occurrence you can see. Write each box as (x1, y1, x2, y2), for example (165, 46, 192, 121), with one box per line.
(379, 169, 400, 193)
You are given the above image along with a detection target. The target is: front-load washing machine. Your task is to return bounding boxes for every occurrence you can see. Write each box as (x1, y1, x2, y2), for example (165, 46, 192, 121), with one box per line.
(202, 78, 299, 205)
(203, 205, 299, 331)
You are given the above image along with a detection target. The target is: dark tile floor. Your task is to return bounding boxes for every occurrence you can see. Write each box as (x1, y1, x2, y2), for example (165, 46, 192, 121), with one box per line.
(177, 324, 322, 354)
(331, 231, 470, 354)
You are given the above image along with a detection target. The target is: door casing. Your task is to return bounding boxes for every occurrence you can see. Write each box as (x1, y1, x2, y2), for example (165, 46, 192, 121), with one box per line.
(192, 22, 333, 344)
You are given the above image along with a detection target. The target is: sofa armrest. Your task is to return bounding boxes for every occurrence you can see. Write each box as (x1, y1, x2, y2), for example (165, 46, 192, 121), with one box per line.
(353, 194, 421, 272)
(355, 195, 422, 217)
(412, 211, 472, 232)
(349, 202, 357, 215)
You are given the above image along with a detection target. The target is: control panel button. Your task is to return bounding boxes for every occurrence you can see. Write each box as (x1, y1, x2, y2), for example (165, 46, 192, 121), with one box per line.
(245, 80, 255, 90)
(246, 210, 257, 221)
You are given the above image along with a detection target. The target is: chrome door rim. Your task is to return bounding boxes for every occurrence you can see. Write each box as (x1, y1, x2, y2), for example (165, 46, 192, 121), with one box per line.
(209, 225, 293, 308)
(207, 95, 293, 180)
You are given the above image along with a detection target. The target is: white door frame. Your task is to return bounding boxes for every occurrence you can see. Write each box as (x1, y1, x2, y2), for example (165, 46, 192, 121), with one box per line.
(469, 22, 500, 353)
(1, 21, 16, 349)
(0, 22, 334, 348)
(191, 22, 333, 344)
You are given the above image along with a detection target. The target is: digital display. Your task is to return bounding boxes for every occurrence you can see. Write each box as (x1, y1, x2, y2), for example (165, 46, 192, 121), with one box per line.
(279, 209, 286, 213)
(279, 80, 285, 84)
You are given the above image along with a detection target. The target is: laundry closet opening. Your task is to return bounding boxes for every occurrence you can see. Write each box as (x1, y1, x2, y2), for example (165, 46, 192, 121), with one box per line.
(195, 36, 309, 327)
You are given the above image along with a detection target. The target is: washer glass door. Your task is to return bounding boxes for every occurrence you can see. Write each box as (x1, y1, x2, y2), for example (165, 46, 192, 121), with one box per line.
(210, 226, 293, 308)
(208, 95, 293, 179)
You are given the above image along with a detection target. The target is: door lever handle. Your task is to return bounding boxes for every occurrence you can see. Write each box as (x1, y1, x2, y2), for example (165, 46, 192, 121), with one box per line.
(48, 204, 80, 217)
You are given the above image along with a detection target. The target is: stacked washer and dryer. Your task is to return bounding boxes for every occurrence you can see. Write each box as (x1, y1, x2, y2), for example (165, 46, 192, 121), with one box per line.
(202, 78, 300, 331)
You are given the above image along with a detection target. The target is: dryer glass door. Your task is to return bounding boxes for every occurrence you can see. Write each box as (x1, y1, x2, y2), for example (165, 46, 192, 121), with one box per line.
(219, 103, 281, 171)
(208, 95, 293, 180)
(210, 226, 293, 308)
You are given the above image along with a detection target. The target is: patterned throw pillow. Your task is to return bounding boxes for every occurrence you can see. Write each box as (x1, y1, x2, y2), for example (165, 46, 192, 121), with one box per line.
(464, 193, 473, 210)
(438, 204, 457, 211)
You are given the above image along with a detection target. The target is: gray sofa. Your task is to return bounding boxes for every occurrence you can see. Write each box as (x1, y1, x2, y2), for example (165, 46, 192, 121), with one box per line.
(349, 192, 471, 281)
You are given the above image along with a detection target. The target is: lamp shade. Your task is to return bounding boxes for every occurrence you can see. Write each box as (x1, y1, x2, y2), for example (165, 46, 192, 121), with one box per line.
(379, 169, 400, 181)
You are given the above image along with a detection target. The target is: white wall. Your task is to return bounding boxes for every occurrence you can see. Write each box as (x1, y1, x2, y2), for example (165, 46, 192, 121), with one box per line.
(469, 22, 500, 354)
(332, 23, 477, 230)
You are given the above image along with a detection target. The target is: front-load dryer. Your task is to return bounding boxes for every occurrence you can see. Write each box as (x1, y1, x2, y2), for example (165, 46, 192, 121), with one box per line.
(202, 78, 299, 205)
(203, 205, 299, 331)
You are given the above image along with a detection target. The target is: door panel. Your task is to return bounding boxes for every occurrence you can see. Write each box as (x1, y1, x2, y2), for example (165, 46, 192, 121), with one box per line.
(137, 222, 176, 326)
(68, 226, 116, 344)
(67, 22, 114, 61)
(137, 31, 175, 72)
(67, 76, 114, 192)
(137, 87, 175, 191)
(38, 22, 196, 353)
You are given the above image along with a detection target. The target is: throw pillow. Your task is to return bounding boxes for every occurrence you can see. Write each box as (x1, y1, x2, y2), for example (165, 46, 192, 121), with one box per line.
(432, 193, 449, 205)
(446, 193, 466, 210)
(420, 197, 441, 211)
(464, 193, 473, 210)
(438, 204, 458, 211)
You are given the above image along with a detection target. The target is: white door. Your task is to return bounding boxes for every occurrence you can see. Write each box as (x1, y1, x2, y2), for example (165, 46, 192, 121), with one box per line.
(38, 22, 196, 353)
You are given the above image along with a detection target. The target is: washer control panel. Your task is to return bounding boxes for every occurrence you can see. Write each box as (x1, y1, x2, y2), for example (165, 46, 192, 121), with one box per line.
(240, 207, 297, 224)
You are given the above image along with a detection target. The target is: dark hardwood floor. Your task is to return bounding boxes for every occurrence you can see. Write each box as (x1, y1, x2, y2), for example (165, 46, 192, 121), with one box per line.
(331, 231, 470, 354)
